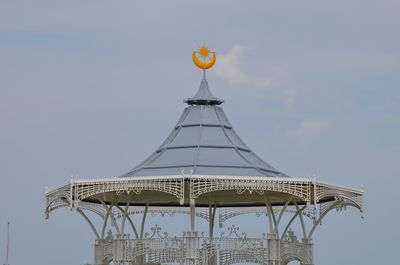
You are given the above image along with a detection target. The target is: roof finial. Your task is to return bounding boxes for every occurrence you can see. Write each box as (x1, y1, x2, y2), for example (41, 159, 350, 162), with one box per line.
(192, 44, 216, 70)
(186, 45, 222, 105)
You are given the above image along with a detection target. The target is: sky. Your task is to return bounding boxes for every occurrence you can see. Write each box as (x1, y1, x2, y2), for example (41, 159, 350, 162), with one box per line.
(0, 0, 399, 264)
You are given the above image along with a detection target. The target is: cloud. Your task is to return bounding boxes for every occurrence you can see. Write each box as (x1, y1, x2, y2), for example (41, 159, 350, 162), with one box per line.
(214, 44, 287, 91)
(289, 119, 332, 146)
(283, 87, 297, 112)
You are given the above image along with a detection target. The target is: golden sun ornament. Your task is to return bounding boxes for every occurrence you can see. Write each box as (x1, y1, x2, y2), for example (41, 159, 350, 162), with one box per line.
(192, 45, 216, 69)
(199, 45, 211, 58)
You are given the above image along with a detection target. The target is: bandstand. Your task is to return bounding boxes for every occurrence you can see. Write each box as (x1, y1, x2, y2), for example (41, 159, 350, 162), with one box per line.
(45, 46, 364, 265)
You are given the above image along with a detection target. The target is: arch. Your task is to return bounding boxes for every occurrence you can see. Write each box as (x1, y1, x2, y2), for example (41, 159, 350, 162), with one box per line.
(115, 205, 139, 239)
(102, 255, 113, 265)
(284, 260, 301, 265)
(218, 205, 315, 227)
(281, 252, 303, 265)
(76, 201, 108, 219)
(308, 201, 361, 238)
(316, 193, 363, 211)
(100, 202, 121, 235)
(45, 197, 70, 218)
(229, 263, 262, 265)
(265, 199, 276, 233)
(77, 208, 100, 239)
(281, 205, 307, 240)
(191, 178, 312, 204)
(115, 206, 211, 222)
(73, 178, 185, 204)
(294, 203, 307, 239)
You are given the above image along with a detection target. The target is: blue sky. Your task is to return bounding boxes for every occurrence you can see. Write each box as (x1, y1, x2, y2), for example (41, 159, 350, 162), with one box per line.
(0, 1, 399, 264)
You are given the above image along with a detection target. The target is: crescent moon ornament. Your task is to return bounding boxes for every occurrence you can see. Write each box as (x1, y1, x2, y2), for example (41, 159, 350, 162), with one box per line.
(192, 45, 216, 69)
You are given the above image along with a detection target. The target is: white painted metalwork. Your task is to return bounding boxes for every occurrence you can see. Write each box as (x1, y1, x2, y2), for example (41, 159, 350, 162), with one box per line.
(45, 174, 364, 265)
(44, 74, 364, 265)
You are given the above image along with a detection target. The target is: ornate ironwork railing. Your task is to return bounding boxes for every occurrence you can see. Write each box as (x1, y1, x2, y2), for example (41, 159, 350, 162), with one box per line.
(94, 232, 315, 265)
(91, 225, 315, 265)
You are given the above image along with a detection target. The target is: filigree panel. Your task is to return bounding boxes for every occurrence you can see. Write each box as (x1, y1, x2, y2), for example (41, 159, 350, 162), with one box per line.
(315, 182, 364, 213)
(218, 205, 316, 227)
(45, 184, 71, 218)
(190, 178, 312, 203)
(72, 178, 185, 205)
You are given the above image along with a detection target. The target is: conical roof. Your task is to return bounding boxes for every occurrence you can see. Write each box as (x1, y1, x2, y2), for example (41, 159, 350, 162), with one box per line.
(120, 75, 288, 178)
(185, 72, 223, 105)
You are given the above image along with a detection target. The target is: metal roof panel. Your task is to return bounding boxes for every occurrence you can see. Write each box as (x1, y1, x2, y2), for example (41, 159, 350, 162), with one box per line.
(119, 76, 288, 178)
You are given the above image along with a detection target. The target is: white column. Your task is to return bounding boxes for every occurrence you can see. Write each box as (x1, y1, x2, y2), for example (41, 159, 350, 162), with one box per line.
(208, 205, 217, 265)
(265, 201, 281, 265)
(184, 199, 198, 265)
(301, 238, 314, 265)
(113, 234, 127, 265)
(267, 233, 281, 265)
(94, 239, 108, 265)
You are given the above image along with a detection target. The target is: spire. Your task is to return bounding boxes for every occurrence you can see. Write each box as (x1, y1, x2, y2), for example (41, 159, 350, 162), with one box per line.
(185, 71, 223, 105)
(120, 68, 287, 178)
(119, 45, 287, 178)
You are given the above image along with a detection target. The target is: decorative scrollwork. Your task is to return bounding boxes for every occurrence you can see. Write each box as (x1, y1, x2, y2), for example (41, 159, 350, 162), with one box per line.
(114, 206, 211, 221)
(282, 229, 298, 243)
(220, 225, 247, 239)
(71, 177, 185, 206)
(144, 225, 168, 239)
(45, 176, 363, 265)
(190, 177, 313, 204)
(315, 181, 364, 213)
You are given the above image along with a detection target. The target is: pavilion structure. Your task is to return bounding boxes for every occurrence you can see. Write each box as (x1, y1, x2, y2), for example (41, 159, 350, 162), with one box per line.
(45, 46, 364, 265)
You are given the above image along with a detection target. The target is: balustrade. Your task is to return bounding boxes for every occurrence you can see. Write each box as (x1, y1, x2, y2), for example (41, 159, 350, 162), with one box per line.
(94, 226, 313, 265)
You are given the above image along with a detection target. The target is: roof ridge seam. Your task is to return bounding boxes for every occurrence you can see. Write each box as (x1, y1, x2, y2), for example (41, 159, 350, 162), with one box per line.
(140, 165, 280, 173)
(178, 124, 232, 129)
(156, 145, 252, 152)
(122, 107, 190, 177)
(142, 165, 255, 170)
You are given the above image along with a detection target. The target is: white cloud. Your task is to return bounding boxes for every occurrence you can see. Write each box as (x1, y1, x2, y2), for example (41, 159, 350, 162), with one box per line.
(283, 87, 297, 112)
(290, 119, 332, 146)
(214, 44, 287, 91)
